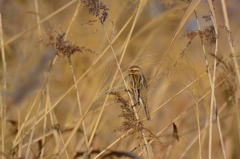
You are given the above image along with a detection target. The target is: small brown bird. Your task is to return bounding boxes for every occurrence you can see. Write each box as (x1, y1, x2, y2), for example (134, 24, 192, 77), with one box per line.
(126, 65, 151, 121)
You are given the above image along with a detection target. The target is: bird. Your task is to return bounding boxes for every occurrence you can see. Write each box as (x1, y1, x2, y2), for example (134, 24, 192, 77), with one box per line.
(126, 65, 151, 121)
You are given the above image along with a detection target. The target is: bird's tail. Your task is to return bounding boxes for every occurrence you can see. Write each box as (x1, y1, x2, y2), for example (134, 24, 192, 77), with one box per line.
(139, 98, 151, 121)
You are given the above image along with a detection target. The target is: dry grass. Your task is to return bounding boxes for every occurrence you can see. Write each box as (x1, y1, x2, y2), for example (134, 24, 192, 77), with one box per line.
(1, 0, 240, 158)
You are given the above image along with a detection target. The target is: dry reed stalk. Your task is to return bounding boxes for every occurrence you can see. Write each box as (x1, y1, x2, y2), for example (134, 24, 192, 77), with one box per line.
(56, 116, 83, 158)
(220, 0, 240, 145)
(34, 1, 45, 158)
(42, 85, 69, 158)
(67, 56, 89, 150)
(34, 0, 42, 51)
(50, 102, 70, 159)
(71, 55, 115, 157)
(17, 108, 22, 158)
(65, 0, 82, 39)
(12, 93, 41, 148)
(193, 11, 205, 159)
(40, 88, 48, 159)
(25, 93, 44, 158)
(59, 2, 89, 149)
(0, 14, 7, 159)
(206, 1, 219, 158)
(194, 10, 226, 159)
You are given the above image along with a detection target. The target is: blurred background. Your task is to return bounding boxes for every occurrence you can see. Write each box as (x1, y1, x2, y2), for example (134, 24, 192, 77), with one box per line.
(1, 0, 240, 158)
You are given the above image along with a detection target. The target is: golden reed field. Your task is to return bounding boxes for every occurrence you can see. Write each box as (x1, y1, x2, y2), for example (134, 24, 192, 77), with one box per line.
(0, 0, 240, 158)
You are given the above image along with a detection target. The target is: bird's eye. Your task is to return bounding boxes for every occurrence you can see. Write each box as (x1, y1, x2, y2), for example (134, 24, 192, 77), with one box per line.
(131, 69, 133, 71)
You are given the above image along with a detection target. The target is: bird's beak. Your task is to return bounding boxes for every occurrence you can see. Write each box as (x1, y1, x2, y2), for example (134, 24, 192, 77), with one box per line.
(126, 70, 129, 74)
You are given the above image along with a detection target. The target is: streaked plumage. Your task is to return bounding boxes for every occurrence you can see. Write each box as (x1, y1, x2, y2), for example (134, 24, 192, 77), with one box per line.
(126, 65, 151, 121)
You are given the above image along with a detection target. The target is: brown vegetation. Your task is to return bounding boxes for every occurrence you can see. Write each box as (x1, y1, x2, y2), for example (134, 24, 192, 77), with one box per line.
(0, 0, 240, 158)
